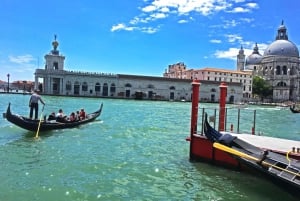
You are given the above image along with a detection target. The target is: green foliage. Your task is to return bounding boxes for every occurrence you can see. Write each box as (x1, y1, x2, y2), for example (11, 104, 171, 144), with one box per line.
(252, 76, 273, 100)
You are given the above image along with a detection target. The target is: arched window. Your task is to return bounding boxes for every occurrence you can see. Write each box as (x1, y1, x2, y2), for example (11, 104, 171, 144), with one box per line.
(148, 84, 154, 89)
(276, 66, 281, 75)
(82, 82, 88, 91)
(125, 83, 132, 87)
(283, 66, 287, 75)
(211, 88, 216, 92)
(53, 62, 58, 70)
(74, 81, 80, 95)
(277, 81, 286, 87)
(169, 86, 175, 90)
(110, 83, 116, 93)
(103, 83, 108, 96)
(95, 83, 101, 92)
(66, 81, 72, 91)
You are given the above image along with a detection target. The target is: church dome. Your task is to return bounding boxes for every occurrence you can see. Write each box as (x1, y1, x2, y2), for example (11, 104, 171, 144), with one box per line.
(263, 21, 299, 57)
(263, 39, 299, 57)
(246, 43, 262, 65)
(246, 54, 262, 65)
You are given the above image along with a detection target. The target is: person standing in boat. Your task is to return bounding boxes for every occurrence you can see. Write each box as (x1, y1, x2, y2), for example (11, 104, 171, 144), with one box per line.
(29, 89, 45, 120)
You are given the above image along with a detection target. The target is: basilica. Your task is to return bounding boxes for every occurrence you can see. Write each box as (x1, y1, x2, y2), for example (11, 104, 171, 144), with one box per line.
(237, 21, 300, 102)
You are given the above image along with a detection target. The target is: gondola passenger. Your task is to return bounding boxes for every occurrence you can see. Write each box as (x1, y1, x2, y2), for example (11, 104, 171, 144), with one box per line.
(56, 109, 67, 122)
(47, 112, 56, 121)
(79, 108, 86, 120)
(69, 112, 76, 122)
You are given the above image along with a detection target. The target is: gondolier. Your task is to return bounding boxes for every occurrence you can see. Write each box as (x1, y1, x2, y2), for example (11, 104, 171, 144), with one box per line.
(29, 89, 45, 119)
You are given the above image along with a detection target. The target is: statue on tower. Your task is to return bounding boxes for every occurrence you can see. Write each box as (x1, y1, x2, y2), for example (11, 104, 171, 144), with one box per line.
(51, 34, 59, 55)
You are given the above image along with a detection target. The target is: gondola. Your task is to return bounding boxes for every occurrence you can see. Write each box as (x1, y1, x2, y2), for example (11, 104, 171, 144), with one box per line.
(4, 102, 103, 132)
(290, 106, 300, 113)
(203, 113, 300, 196)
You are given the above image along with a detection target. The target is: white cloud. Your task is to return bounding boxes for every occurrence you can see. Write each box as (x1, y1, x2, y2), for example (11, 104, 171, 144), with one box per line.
(240, 18, 254, 23)
(9, 54, 35, 64)
(142, 5, 157, 12)
(229, 7, 250, 13)
(111, 23, 136, 32)
(223, 19, 238, 28)
(214, 48, 239, 60)
(214, 47, 252, 60)
(178, 19, 188, 24)
(111, 0, 259, 33)
(210, 39, 222, 43)
(233, 0, 245, 3)
(160, 7, 170, 13)
(246, 2, 259, 9)
(150, 12, 168, 19)
(226, 1, 258, 13)
(140, 26, 160, 34)
(225, 34, 243, 43)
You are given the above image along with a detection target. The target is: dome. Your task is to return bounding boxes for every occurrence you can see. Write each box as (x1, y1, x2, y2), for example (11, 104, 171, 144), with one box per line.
(263, 39, 299, 57)
(246, 43, 262, 65)
(246, 53, 262, 65)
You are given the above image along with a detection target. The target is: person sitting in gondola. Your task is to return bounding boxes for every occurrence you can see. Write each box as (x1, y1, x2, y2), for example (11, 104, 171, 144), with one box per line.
(79, 108, 86, 120)
(56, 109, 67, 122)
(75, 111, 80, 121)
(69, 112, 76, 122)
(47, 112, 56, 121)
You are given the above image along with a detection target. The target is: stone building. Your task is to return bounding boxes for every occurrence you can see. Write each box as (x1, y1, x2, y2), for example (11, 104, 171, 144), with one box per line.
(163, 63, 249, 102)
(34, 37, 243, 103)
(237, 21, 300, 102)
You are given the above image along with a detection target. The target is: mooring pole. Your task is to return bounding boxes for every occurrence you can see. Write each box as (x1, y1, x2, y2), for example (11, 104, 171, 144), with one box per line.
(190, 80, 200, 136)
(219, 82, 227, 131)
(189, 80, 200, 159)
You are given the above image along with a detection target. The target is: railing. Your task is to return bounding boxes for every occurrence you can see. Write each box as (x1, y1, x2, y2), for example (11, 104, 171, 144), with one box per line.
(197, 106, 257, 135)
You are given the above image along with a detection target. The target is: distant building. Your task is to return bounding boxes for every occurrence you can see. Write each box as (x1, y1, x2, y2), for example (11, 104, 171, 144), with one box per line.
(237, 21, 300, 102)
(163, 63, 250, 102)
(34, 37, 243, 103)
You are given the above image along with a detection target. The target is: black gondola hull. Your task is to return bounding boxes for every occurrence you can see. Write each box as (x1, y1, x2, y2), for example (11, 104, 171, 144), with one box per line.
(203, 113, 300, 197)
(5, 103, 103, 132)
(290, 106, 300, 113)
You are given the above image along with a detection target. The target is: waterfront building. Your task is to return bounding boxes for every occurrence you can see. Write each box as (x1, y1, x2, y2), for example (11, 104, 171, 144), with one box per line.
(34, 37, 243, 103)
(237, 21, 300, 102)
(163, 63, 250, 101)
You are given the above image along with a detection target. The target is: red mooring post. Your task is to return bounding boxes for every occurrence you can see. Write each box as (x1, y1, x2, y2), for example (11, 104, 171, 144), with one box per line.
(190, 80, 200, 160)
(190, 80, 200, 137)
(219, 82, 227, 131)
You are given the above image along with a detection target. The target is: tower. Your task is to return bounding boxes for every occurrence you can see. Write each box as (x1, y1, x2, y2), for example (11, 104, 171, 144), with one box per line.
(44, 35, 65, 71)
(236, 46, 245, 71)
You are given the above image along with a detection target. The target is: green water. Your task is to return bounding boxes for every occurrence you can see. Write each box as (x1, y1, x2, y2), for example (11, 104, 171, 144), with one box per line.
(0, 94, 299, 201)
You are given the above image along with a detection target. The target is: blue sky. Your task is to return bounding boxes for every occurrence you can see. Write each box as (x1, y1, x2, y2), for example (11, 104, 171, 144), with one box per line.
(1, 0, 300, 82)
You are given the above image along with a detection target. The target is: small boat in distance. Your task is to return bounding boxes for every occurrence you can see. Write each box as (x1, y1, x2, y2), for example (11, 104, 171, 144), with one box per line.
(4, 103, 103, 133)
(203, 113, 300, 197)
(290, 105, 300, 113)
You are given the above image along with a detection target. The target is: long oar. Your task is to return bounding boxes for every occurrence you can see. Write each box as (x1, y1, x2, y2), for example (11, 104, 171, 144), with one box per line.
(35, 105, 45, 138)
(213, 142, 300, 177)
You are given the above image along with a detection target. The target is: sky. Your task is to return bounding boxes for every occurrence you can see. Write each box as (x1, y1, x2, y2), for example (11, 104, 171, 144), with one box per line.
(1, 0, 300, 82)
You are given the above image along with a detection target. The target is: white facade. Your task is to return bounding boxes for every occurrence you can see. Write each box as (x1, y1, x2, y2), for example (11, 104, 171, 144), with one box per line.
(34, 37, 244, 103)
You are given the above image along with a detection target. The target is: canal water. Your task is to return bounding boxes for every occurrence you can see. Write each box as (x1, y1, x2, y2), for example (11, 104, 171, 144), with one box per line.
(0, 94, 299, 201)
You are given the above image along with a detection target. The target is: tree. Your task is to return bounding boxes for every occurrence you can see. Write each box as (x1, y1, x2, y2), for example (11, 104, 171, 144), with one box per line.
(252, 76, 273, 100)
